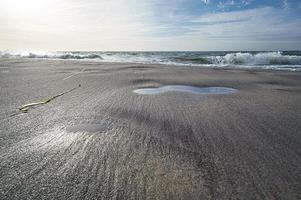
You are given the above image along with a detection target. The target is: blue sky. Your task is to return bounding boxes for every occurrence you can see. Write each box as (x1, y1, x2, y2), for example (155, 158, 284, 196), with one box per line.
(0, 0, 300, 50)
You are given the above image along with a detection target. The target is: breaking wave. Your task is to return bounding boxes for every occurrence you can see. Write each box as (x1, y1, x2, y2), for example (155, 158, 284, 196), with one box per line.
(173, 52, 301, 66)
(1, 50, 301, 71)
(0, 51, 103, 60)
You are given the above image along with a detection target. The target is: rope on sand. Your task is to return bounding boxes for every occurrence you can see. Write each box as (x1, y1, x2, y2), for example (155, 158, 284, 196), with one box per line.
(19, 84, 81, 113)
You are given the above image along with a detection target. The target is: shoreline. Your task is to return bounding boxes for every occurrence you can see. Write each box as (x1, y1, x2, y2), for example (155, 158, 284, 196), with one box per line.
(1, 57, 301, 72)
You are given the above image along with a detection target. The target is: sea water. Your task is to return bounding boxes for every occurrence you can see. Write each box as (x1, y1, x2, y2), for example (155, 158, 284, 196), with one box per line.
(1, 50, 301, 71)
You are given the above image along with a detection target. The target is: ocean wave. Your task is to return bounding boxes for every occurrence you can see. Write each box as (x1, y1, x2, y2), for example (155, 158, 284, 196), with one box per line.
(210, 52, 301, 66)
(171, 56, 210, 64)
(1, 50, 301, 71)
(172, 52, 301, 66)
(0, 51, 103, 60)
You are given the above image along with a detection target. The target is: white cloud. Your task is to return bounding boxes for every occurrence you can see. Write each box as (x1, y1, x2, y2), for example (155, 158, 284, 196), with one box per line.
(283, 0, 289, 9)
(0, 0, 157, 50)
(0, 0, 300, 51)
(218, 0, 253, 10)
(201, 0, 210, 5)
(190, 7, 301, 39)
(240, 0, 252, 5)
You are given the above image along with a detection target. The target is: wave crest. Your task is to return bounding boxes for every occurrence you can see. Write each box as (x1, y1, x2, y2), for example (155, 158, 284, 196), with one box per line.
(211, 52, 300, 65)
(0, 51, 103, 60)
(1, 50, 301, 71)
(172, 52, 301, 66)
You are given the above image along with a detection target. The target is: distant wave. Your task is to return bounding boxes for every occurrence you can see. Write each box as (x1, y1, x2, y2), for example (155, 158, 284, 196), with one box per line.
(0, 51, 103, 60)
(1, 50, 301, 71)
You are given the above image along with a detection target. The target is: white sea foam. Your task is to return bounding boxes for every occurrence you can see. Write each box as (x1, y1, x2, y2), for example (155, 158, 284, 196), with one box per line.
(1, 50, 301, 71)
(209, 52, 301, 66)
(0, 51, 103, 60)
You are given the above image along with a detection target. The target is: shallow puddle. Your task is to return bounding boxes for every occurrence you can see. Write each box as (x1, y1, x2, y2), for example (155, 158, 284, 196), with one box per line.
(134, 85, 237, 95)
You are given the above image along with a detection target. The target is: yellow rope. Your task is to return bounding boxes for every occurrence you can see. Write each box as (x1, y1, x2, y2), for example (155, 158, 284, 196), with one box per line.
(19, 84, 81, 112)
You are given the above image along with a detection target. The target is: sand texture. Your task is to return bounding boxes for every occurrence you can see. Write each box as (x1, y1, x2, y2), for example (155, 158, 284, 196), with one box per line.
(0, 59, 300, 199)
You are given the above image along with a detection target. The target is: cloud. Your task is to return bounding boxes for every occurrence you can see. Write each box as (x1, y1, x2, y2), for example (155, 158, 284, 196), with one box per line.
(188, 7, 301, 41)
(217, 0, 252, 10)
(283, 0, 289, 9)
(201, 0, 210, 4)
(240, 0, 252, 5)
(139, 5, 301, 50)
(218, 0, 235, 10)
(0, 0, 300, 51)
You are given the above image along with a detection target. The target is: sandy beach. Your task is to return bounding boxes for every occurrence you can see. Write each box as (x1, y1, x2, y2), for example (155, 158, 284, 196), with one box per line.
(0, 59, 300, 199)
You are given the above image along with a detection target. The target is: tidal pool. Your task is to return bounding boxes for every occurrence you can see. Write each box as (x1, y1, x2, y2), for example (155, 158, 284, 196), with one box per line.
(134, 85, 237, 95)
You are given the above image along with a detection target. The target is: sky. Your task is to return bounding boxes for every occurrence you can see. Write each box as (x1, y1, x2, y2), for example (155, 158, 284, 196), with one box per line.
(0, 0, 300, 51)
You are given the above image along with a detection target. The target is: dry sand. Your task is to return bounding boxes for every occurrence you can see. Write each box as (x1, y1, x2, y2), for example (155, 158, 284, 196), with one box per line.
(0, 59, 300, 199)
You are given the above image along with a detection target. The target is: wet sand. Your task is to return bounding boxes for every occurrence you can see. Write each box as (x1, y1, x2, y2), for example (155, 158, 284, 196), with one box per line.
(0, 59, 300, 199)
